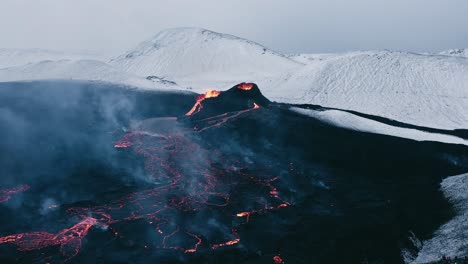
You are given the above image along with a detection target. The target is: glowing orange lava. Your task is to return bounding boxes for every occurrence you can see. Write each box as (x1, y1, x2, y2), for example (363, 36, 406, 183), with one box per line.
(114, 141, 133, 148)
(237, 83, 254, 90)
(236, 212, 250, 217)
(0, 116, 294, 260)
(185, 89, 221, 116)
(212, 238, 240, 249)
(273, 255, 285, 264)
(184, 232, 202, 253)
(0, 217, 97, 260)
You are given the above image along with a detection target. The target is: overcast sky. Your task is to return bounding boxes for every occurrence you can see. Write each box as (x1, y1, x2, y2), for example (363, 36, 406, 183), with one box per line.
(1, 0, 468, 56)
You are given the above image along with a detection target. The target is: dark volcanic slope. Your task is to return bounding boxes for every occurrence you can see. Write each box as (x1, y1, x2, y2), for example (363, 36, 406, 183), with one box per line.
(0, 81, 467, 264)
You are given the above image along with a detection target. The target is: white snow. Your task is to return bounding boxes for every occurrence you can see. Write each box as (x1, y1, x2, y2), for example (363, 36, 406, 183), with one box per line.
(0, 48, 104, 69)
(412, 173, 468, 263)
(109, 27, 302, 87)
(268, 51, 468, 130)
(439, 48, 468, 58)
(0, 59, 180, 90)
(291, 107, 468, 146)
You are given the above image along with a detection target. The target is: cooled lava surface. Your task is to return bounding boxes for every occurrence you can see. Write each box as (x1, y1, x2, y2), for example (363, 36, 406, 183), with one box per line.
(0, 81, 467, 263)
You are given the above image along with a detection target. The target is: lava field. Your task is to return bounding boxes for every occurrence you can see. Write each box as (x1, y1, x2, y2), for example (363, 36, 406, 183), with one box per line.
(0, 81, 467, 263)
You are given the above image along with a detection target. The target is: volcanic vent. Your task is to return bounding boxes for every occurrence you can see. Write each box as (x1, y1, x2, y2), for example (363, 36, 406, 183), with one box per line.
(183, 83, 270, 132)
(185, 82, 270, 119)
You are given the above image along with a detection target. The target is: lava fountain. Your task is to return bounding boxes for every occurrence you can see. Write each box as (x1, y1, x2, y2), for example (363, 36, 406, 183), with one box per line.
(185, 89, 221, 116)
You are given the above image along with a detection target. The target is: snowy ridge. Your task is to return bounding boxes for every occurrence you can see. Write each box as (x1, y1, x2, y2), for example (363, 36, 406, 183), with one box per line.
(412, 173, 468, 263)
(0, 48, 104, 69)
(266, 51, 468, 130)
(110, 27, 302, 83)
(291, 107, 468, 146)
(439, 48, 468, 58)
(287, 53, 340, 64)
(0, 59, 179, 90)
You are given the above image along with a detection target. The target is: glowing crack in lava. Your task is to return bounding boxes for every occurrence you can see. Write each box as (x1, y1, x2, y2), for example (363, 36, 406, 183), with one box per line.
(0, 184, 30, 203)
(185, 89, 221, 116)
(114, 140, 133, 148)
(191, 101, 262, 132)
(237, 82, 254, 90)
(273, 255, 285, 264)
(0, 217, 97, 260)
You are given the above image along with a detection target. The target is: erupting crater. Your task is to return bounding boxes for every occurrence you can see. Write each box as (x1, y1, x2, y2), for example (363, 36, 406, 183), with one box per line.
(183, 82, 270, 131)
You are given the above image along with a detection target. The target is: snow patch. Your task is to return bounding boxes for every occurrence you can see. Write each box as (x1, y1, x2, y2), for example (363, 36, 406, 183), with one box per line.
(0, 59, 180, 91)
(412, 173, 468, 263)
(270, 51, 468, 130)
(291, 107, 468, 146)
(0, 48, 104, 69)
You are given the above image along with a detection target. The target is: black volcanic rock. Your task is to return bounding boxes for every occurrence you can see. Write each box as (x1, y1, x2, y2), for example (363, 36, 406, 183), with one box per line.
(185, 82, 270, 120)
(1, 81, 468, 264)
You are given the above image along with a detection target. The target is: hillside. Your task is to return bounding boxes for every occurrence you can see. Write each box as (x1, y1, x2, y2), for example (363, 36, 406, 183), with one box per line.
(110, 27, 302, 85)
(0, 48, 103, 69)
(266, 51, 468, 130)
(0, 59, 179, 90)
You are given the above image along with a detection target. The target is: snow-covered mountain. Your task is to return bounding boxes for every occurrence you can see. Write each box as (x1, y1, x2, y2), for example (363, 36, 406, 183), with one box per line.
(291, 107, 468, 146)
(266, 51, 468, 130)
(0, 48, 104, 69)
(0, 59, 179, 90)
(110, 28, 302, 85)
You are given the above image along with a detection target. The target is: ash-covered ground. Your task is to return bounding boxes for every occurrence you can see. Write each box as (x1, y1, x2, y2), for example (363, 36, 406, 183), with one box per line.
(0, 81, 467, 264)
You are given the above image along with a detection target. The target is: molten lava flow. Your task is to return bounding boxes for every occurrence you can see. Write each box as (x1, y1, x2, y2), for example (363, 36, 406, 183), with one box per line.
(273, 255, 285, 264)
(192, 100, 264, 132)
(114, 141, 133, 148)
(185, 89, 221, 116)
(0, 217, 97, 260)
(212, 230, 241, 249)
(184, 232, 202, 253)
(205, 89, 221, 98)
(0, 184, 30, 203)
(237, 83, 254, 90)
(0, 117, 295, 261)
